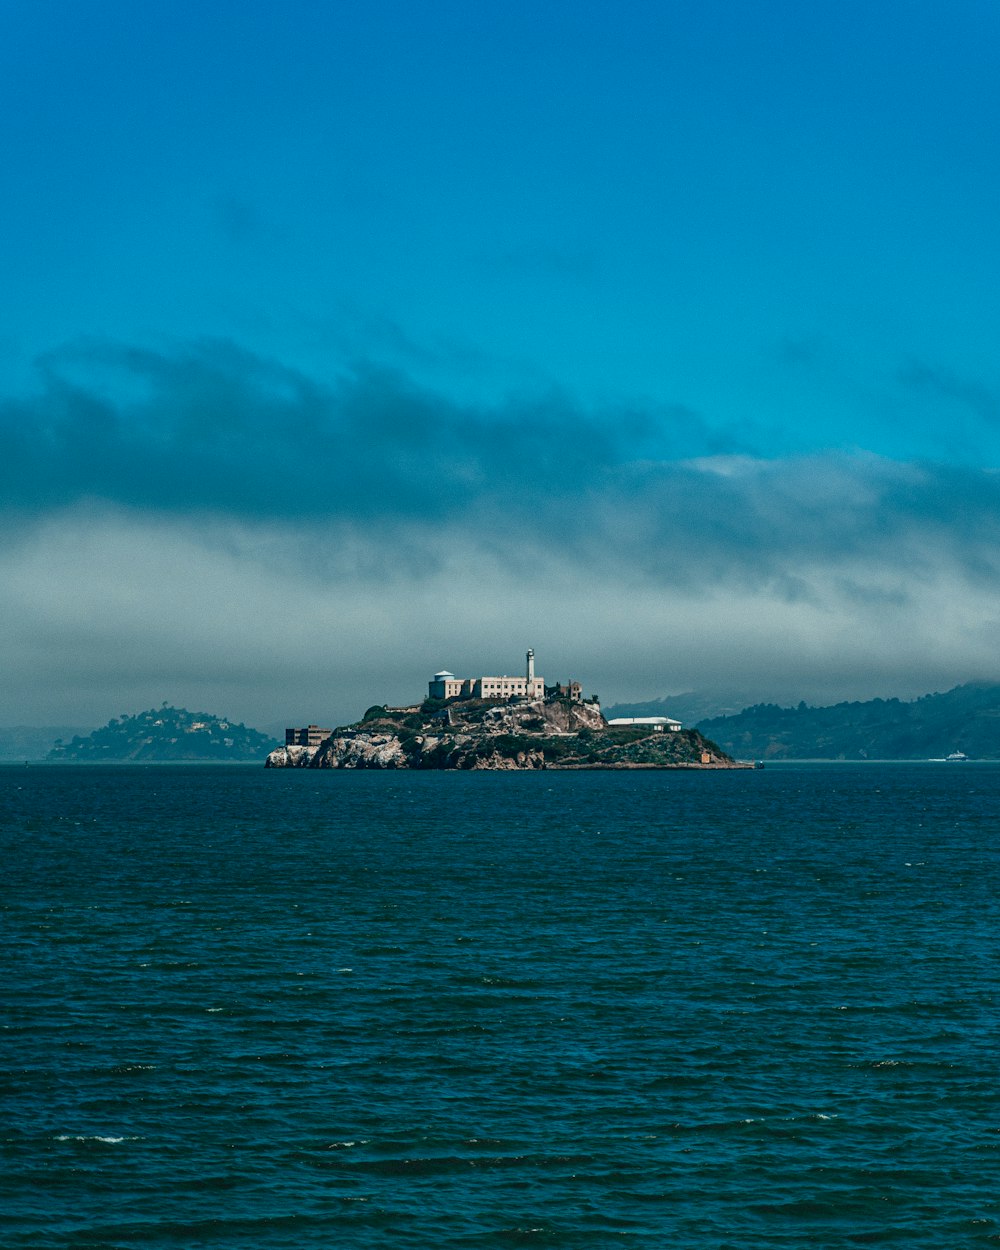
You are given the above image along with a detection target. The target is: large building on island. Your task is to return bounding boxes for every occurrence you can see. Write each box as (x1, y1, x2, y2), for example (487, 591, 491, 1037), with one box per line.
(429, 649, 546, 701)
(285, 724, 332, 748)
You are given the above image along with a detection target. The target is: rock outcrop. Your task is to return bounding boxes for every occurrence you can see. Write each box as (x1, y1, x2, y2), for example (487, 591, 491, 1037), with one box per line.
(265, 695, 744, 770)
(264, 743, 318, 768)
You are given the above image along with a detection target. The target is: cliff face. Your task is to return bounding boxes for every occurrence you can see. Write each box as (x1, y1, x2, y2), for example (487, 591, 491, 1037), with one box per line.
(265, 696, 741, 770)
(264, 743, 317, 768)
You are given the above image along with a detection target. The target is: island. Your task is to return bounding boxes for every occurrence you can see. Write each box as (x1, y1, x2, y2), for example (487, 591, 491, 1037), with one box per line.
(49, 706, 280, 762)
(267, 652, 743, 770)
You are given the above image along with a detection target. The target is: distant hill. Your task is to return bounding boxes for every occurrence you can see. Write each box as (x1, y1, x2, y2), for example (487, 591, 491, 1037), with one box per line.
(697, 683, 1000, 760)
(0, 726, 94, 762)
(48, 706, 280, 762)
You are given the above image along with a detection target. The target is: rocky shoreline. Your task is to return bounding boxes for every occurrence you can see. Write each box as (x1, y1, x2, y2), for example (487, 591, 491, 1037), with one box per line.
(266, 694, 744, 771)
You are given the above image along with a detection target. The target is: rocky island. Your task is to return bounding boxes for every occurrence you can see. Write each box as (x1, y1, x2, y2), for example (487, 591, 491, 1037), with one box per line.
(267, 652, 741, 771)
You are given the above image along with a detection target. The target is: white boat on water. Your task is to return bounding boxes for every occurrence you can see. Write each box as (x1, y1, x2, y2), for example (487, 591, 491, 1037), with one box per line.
(928, 751, 970, 762)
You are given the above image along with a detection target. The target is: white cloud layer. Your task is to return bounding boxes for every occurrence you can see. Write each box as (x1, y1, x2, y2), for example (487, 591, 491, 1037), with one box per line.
(4, 488, 999, 727)
(3, 338, 999, 725)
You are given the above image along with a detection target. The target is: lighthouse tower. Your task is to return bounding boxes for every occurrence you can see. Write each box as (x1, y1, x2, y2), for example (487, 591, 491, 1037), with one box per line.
(523, 648, 544, 698)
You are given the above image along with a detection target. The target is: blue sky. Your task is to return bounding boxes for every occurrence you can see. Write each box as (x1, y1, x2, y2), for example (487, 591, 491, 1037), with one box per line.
(3, 1, 1000, 724)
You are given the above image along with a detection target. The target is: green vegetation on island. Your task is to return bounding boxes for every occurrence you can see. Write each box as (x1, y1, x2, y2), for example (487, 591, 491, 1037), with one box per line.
(48, 706, 280, 762)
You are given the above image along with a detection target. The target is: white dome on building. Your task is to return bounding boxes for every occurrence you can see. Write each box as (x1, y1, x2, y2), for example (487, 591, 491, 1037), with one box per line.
(433, 670, 455, 679)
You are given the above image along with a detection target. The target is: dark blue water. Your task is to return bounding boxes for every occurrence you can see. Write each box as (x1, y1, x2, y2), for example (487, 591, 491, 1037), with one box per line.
(3, 763, 1000, 1247)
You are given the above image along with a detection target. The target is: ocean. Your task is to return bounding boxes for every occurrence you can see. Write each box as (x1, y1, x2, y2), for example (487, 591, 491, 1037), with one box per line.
(3, 763, 999, 1247)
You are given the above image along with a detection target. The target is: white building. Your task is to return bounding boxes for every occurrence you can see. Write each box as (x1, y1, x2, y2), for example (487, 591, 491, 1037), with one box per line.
(606, 716, 681, 732)
(429, 650, 546, 701)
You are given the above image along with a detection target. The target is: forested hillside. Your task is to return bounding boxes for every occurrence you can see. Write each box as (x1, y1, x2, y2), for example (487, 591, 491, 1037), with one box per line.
(697, 684, 1000, 760)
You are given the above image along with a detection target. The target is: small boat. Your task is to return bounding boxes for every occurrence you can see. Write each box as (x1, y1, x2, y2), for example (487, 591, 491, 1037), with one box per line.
(945, 751, 969, 762)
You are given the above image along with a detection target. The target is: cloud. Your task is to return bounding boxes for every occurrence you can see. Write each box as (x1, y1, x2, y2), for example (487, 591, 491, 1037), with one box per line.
(6, 337, 998, 550)
(6, 336, 1000, 597)
(4, 337, 1000, 724)
(3, 337, 640, 524)
(899, 359, 1000, 425)
(3, 502, 999, 727)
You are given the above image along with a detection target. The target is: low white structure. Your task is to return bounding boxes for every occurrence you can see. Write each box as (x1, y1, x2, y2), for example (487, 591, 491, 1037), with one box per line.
(429, 650, 546, 701)
(606, 716, 681, 732)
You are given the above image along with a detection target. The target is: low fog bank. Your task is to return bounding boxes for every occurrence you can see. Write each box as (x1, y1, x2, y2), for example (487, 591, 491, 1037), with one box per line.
(2, 506, 996, 730)
(4, 341, 998, 728)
